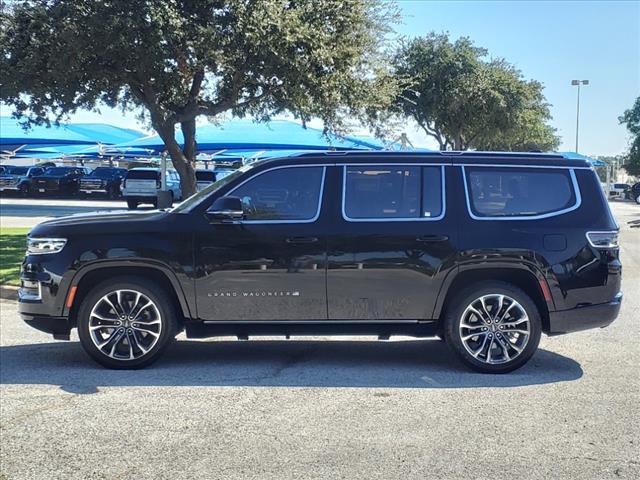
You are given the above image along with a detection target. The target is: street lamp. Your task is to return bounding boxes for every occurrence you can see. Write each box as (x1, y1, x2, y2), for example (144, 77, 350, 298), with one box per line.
(571, 79, 589, 152)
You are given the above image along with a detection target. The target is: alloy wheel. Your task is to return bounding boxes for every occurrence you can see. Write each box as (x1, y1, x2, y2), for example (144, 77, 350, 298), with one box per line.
(88, 289, 162, 361)
(458, 294, 531, 365)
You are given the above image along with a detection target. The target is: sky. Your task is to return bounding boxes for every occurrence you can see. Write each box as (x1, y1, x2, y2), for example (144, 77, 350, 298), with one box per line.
(6, 0, 639, 157)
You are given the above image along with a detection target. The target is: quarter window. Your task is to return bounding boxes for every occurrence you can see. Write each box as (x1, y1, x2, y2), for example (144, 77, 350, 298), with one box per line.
(230, 166, 324, 221)
(343, 165, 443, 220)
(466, 167, 577, 218)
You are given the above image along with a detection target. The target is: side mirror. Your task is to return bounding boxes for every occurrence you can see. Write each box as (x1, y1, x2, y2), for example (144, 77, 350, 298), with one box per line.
(205, 196, 244, 223)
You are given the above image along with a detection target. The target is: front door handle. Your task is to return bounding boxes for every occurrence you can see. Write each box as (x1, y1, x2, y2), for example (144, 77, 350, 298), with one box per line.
(416, 234, 449, 243)
(285, 236, 319, 244)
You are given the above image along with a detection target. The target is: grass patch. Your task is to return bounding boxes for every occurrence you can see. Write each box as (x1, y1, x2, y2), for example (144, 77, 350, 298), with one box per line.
(0, 227, 29, 286)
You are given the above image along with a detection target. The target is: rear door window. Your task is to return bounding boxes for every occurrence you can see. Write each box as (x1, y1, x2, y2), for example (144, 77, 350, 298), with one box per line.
(465, 167, 578, 218)
(343, 165, 443, 220)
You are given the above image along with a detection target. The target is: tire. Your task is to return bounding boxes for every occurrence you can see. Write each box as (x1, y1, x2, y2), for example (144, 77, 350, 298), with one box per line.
(77, 276, 179, 369)
(19, 183, 30, 197)
(443, 281, 542, 374)
(636, 194, 640, 205)
(108, 185, 120, 199)
(126, 199, 138, 209)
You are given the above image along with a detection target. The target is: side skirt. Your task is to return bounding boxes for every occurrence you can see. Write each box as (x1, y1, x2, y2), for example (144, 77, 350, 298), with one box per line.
(184, 320, 439, 340)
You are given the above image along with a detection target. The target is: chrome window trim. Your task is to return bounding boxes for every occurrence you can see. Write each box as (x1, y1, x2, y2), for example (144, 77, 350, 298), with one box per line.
(461, 165, 582, 221)
(225, 164, 328, 224)
(341, 164, 446, 223)
(454, 162, 592, 170)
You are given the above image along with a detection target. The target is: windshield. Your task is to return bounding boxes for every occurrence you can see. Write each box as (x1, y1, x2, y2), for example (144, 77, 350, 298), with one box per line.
(5, 167, 28, 175)
(92, 167, 121, 178)
(172, 164, 253, 213)
(196, 171, 216, 181)
(44, 167, 74, 176)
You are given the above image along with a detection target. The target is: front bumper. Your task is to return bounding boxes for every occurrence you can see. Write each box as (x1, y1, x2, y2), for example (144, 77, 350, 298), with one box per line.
(547, 292, 622, 335)
(21, 314, 72, 340)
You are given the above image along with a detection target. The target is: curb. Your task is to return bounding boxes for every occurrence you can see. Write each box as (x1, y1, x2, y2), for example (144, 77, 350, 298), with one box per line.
(0, 284, 19, 301)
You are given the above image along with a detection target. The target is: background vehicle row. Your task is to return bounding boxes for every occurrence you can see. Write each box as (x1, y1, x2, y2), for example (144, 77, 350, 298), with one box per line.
(0, 166, 234, 206)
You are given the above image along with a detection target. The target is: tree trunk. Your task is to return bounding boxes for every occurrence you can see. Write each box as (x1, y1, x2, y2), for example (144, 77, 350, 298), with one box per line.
(155, 122, 197, 198)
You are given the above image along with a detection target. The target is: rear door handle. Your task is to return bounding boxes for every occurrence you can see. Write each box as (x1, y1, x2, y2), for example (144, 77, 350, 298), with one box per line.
(416, 235, 449, 243)
(285, 236, 319, 244)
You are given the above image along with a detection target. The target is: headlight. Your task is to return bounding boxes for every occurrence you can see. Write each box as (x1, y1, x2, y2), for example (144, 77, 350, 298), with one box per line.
(27, 238, 67, 255)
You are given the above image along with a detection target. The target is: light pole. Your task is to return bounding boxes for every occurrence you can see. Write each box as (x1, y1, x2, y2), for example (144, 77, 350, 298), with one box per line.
(571, 79, 589, 152)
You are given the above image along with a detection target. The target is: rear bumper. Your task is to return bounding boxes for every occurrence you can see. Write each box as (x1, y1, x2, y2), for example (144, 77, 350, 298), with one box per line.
(547, 292, 622, 335)
(80, 188, 108, 193)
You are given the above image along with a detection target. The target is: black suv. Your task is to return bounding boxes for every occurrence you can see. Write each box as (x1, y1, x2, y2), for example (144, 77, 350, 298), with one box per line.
(18, 152, 622, 372)
(0, 165, 45, 196)
(78, 166, 128, 198)
(31, 166, 92, 196)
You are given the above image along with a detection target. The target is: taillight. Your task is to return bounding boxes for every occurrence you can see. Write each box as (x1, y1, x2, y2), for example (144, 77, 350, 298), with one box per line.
(586, 231, 619, 249)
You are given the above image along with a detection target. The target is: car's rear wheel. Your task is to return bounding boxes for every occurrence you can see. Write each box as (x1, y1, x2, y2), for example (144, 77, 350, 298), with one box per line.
(19, 183, 30, 197)
(126, 199, 138, 209)
(443, 281, 542, 373)
(77, 277, 178, 369)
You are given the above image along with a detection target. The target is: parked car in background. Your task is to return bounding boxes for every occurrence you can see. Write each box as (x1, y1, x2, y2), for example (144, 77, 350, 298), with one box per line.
(631, 182, 640, 204)
(121, 167, 181, 209)
(79, 167, 127, 198)
(213, 167, 236, 181)
(0, 165, 11, 174)
(31, 166, 91, 196)
(196, 169, 216, 191)
(605, 183, 630, 200)
(19, 151, 622, 372)
(0, 165, 46, 196)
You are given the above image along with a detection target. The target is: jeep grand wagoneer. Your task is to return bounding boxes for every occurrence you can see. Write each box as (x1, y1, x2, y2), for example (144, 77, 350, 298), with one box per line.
(19, 151, 622, 372)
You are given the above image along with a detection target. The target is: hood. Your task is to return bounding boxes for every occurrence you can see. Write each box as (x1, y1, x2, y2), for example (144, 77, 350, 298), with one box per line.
(34, 174, 72, 179)
(29, 209, 173, 237)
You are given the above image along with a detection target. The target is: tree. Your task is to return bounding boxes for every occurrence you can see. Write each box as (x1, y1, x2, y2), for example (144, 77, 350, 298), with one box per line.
(390, 33, 559, 151)
(1, 0, 397, 196)
(619, 97, 640, 177)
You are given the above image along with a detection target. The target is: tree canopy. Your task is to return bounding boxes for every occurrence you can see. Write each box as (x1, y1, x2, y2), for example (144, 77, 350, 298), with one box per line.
(0, 0, 397, 195)
(619, 96, 640, 177)
(390, 33, 560, 151)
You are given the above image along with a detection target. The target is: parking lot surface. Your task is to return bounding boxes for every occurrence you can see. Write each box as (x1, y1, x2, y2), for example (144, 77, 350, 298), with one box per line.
(1, 202, 639, 479)
(0, 197, 136, 228)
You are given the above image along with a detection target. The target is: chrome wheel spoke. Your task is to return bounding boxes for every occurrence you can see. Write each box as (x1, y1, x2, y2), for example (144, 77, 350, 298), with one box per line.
(459, 293, 530, 365)
(88, 289, 162, 361)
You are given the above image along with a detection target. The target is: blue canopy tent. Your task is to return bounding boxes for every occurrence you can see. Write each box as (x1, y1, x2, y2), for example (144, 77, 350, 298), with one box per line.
(560, 151, 607, 167)
(0, 116, 145, 156)
(113, 119, 384, 153)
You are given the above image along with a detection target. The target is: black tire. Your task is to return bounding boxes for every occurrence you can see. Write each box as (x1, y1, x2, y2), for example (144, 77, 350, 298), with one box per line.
(19, 183, 30, 197)
(108, 184, 120, 199)
(126, 199, 138, 209)
(77, 276, 179, 369)
(443, 281, 542, 374)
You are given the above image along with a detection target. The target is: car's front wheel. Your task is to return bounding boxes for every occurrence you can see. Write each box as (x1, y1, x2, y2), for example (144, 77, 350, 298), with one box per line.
(77, 277, 178, 369)
(126, 199, 138, 209)
(443, 281, 542, 373)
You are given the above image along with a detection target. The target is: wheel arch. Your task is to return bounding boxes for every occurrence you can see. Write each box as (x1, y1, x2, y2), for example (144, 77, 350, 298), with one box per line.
(433, 265, 552, 333)
(66, 261, 192, 327)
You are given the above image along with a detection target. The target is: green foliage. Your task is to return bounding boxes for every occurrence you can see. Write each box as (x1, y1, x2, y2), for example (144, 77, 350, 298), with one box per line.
(0, 227, 28, 286)
(1, 0, 398, 195)
(619, 97, 640, 177)
(390, 33, 559, 151)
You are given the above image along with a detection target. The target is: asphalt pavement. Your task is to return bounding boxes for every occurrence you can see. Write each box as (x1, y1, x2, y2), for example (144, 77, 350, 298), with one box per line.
(0, 201, 638, 479)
